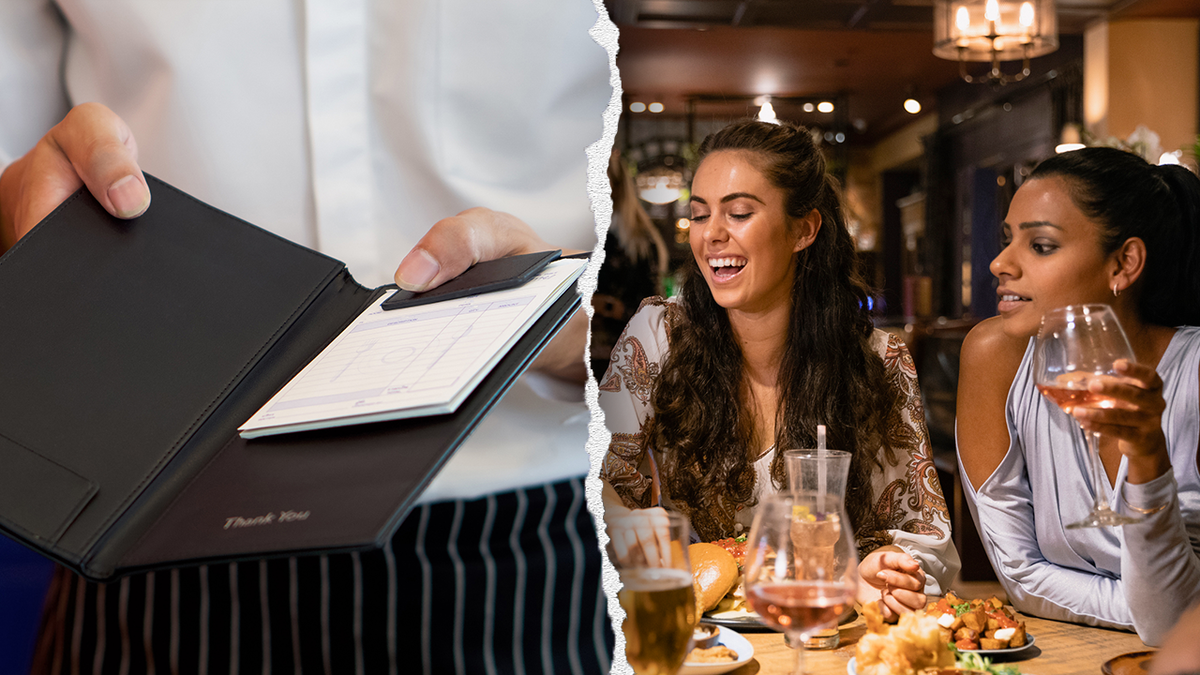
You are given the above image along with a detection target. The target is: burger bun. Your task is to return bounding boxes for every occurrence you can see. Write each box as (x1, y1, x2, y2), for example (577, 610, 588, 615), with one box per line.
(689, 542, 740, 613)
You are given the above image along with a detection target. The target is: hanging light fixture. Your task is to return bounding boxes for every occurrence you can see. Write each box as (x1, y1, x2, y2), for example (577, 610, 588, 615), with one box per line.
(636, 164, 685, 205)
(933, 0, 1058, 86)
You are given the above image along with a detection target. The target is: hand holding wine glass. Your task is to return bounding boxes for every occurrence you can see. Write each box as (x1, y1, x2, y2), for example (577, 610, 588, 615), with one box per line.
(1069, 357, 1172, 483)
(1034, 304, 1147, 528)
(743, 492, 857, 675)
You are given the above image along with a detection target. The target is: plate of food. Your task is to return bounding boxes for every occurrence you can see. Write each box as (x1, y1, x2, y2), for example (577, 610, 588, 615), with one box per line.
(690, 538, 856, 631)
(853, 599, 1033, 675)
(924, 592, 1035, 655)
(680, 625, 754, 675)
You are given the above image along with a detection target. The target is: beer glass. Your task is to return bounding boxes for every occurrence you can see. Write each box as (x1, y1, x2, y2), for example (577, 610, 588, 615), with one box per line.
(610, 511, 698, 675)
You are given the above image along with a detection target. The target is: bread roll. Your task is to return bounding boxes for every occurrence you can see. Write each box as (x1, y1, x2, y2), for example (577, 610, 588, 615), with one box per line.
(688, 543, 739, 613)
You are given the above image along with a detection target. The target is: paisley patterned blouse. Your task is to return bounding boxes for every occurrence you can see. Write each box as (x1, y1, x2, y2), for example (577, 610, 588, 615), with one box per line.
(598, 297, 961, 595)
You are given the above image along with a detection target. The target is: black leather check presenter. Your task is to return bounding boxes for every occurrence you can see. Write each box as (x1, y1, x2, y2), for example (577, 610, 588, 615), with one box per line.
(0, 176, 584, 581)
(382, 249, 562, 310)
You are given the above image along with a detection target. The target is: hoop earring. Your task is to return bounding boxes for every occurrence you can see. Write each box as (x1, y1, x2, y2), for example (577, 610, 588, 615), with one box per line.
(1112, 283, 1121, 298)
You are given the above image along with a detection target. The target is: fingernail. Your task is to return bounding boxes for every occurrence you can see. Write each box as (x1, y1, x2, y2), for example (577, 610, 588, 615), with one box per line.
(395, 248, 440, 291)
(108, 175, 150, 218)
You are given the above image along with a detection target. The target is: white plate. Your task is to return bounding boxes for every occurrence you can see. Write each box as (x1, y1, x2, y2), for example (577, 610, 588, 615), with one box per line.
(680, 625, 755, 675)
(847, 656, 858, 675)
(703, 606, 858, 633)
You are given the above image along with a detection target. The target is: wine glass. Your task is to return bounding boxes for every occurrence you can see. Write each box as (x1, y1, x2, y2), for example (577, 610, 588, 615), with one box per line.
(1034, 304, 1143, 528)
(609, 511, 698, 675)
(743, 492, 858, 675)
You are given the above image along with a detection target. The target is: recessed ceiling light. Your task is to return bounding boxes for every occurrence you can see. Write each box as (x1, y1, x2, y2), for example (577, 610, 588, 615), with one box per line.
(648, 102, 665, 113)
(630, 102, 646, 113)
(817, 101, 834, 113)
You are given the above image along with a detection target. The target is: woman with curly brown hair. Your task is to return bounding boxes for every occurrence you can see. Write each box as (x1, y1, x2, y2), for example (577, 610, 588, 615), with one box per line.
(598, 119, 959, 618)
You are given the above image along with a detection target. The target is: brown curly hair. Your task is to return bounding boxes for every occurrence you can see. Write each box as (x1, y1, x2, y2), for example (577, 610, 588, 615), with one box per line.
(645, 120, 902, 543)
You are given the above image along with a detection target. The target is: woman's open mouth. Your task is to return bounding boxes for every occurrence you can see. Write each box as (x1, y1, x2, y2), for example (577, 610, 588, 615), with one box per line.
(997, 292, 1031, 312)
(709, 256, 746, 281)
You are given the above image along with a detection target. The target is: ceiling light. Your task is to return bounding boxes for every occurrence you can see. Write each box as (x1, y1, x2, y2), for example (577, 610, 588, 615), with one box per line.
(803, 103, 815, 113)
(1159, 151, 1183, 166)
(817, 101, 834, 113)
(636, 165, 685, 204)
(933, 0, 1058, 86)
(630, 102, 646, 113)
(648, 102, 665, 113)
(1055, 123, 1084, 153)
(904, 98, 922, 114)
(758, 100, 780, 125)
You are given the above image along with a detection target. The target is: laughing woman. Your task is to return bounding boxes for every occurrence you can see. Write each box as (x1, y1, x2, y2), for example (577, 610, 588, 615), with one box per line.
(957, 147, 1200, 645)
(598, 120, 959, 618)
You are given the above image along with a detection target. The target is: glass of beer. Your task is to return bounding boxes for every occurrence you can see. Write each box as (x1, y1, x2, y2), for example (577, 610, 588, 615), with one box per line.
(609, 511, 698, 675)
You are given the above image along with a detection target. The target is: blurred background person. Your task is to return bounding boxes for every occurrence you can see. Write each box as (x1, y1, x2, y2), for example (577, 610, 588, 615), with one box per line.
(591, 148, 669, 379)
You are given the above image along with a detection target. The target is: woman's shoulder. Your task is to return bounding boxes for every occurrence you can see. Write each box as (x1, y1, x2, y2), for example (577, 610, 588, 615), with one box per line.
(960, 317, 1029, 379)
(598, 296, 673, 392)
(625, 295, 675, 335)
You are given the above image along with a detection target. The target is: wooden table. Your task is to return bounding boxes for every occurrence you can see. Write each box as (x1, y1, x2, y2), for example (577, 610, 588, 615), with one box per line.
(721, 612, 1150, 675)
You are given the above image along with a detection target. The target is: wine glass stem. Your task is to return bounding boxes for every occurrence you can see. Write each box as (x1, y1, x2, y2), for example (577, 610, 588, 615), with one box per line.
(1085, 430, 1111, 513)
(792, 633, 807, 675)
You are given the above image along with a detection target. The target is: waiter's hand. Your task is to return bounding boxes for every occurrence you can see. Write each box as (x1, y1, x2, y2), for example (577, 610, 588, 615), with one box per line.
(0, 102, 150, 253)
(395, 207, 589, 383)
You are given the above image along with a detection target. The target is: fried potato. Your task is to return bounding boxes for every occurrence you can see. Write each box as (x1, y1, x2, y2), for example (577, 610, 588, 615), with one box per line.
(979, 637, 1006, 650)
(961, 610, 986, 632)
(1009, 625, 1027, 648)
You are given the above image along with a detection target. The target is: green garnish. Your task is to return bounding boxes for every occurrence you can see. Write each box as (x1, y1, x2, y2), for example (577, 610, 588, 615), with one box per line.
(735, 534, 747, 543)
(954, 602, 971, 616)
(957, 650, 1020, 675)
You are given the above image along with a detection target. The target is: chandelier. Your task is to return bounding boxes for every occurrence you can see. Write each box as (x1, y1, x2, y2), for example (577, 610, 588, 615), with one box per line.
(933, 0, 1058, 85)
(636, 164, 686, 205)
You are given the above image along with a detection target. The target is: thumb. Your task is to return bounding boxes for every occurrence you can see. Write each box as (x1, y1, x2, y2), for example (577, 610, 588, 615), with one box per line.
(51, 102, 150, 220)
(394, 208, 547, 291)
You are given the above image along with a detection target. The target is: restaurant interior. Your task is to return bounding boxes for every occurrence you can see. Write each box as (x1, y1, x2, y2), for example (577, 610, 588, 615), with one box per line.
(598, 0, 1199, 585)
(592, 1, 1200, 670)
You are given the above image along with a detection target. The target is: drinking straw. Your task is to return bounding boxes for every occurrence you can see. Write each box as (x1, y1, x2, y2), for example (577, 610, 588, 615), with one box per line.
(817, 424, 827, 507)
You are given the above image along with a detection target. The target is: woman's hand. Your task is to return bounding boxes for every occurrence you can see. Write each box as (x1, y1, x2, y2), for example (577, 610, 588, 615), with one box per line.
(858, 546, 926, 621)
(1, 102, 149, 253)
(605, 506, 676, 569)
(1070, 359, 1172, 484)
